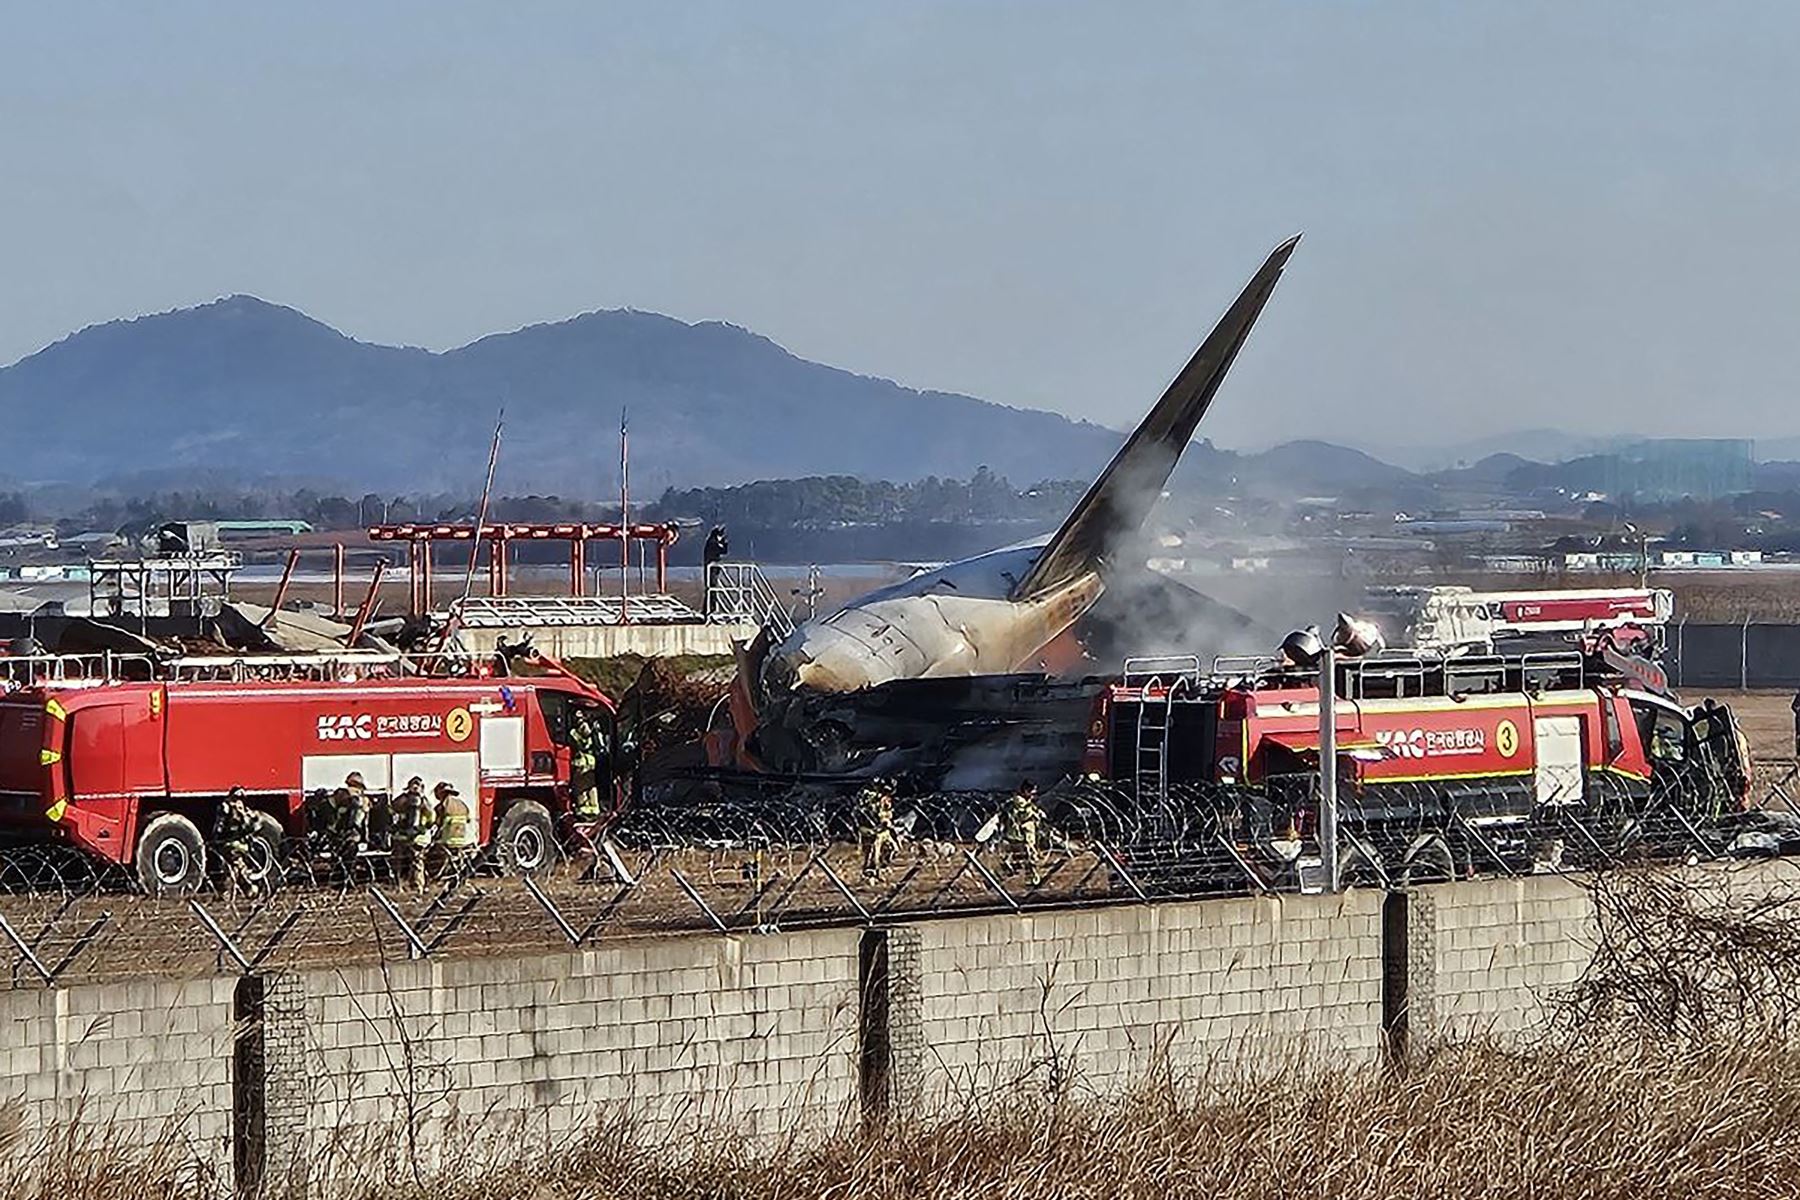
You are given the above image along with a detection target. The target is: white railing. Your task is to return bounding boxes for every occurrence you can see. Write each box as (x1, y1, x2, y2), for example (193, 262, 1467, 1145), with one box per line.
(706, 562, 795, 640)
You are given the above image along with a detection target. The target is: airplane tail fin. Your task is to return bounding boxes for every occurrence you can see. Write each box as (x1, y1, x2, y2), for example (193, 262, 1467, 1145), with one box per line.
(1010, 235, 1299, 600)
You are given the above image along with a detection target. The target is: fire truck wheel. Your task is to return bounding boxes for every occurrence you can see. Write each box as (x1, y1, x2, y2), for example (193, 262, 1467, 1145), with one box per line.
(135, 812, 208, 895)
(496, 801, 555, 875)
(1399, 834, 1456, 886)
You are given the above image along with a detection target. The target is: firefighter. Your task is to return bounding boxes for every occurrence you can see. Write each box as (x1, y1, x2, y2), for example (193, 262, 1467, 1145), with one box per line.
(389, 775, 436, 891)
(854, 777, 897, 881)
(336, 772, 371, 849)
(303, 788, 336, 855)
(999, 779, 1045, 884)
(213, 786, 263, 894)
(568, 710, 604, 821)
(434, 782, 477, 877)
(702, 525, 729, 618)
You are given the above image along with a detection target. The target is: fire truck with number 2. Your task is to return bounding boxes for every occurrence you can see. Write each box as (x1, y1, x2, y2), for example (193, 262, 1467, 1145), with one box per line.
(0, 654, 625, 892)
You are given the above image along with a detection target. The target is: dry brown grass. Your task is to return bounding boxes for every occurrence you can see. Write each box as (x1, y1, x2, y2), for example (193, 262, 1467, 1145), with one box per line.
(14, 1041, 1800, 1200)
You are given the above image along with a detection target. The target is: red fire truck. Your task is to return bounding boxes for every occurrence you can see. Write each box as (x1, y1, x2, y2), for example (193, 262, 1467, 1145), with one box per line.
(0, 654, 622, 892)
(1076, 648, 1752, 885)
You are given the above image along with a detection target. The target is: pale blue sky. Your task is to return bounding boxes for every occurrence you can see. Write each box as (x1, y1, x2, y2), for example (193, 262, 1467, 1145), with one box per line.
(4, 2, 1798, 451)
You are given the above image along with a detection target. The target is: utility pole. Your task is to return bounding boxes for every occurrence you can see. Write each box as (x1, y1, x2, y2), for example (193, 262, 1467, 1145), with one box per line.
(619, 411, 630, 621)
(1318, 643, 1340, 893)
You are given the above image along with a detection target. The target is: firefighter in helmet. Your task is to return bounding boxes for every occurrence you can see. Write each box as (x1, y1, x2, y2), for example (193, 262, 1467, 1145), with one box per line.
(567, 710, 604, 821)
(999, 779, 1045, 884)
(854, 776, 897, 881)
(336, 772, 371, 847)
(434, 782, 477, 877)
(702, 525, 729, 617)
(213, 786, 263, 894)
(303, 789, 335, 855)
(389, 775, 436, 891)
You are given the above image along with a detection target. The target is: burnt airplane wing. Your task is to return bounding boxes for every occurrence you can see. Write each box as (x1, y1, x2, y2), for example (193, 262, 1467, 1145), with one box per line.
(1010, 234, 1300, 600)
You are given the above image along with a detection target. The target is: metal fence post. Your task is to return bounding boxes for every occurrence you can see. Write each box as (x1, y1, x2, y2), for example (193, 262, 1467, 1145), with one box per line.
(1675, 617, 1685, 688)
(1319, 644, 1340, 893)
(1743, 615, 1751, 691)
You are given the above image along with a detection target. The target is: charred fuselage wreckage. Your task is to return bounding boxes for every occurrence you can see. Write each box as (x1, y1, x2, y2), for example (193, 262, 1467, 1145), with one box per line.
(713, 236, 1300, 787)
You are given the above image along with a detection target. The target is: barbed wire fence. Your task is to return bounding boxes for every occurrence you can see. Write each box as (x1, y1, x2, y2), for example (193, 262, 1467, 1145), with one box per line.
(0, 754, 1793, 991)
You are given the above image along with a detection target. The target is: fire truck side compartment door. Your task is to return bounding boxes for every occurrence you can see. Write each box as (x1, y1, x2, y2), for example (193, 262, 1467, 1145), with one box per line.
(1532, 715, 1585, 806)
(479, 716, 526, 777)
(68, 705, 126, 799)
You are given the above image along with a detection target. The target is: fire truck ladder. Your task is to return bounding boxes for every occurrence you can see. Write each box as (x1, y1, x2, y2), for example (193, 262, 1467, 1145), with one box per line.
(163, 651, 452, 683)
(0, 652, 156, 685)
(163, 652, 401, 683)
(1123, 657, 1199, 805)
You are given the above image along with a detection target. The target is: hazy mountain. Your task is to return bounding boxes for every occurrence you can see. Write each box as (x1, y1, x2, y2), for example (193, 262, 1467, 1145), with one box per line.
(0, 296, 1123, 494)
(1371, 429, 1641, 472)
(1245, 439, 1411, 491)
(1425, 452, 1534, 485)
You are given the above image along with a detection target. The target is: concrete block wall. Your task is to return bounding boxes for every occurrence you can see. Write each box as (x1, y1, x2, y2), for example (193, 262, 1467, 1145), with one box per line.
(1404, 875, 1596, 1043)
(893, 891, 1386, 1105)
(1404, 860, 1800, 1045)
(0, 975, 237, 1180)
(260, 927, 863, 1188)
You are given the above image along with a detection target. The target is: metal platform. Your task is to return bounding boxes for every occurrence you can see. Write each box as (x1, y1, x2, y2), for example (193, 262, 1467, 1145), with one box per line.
(88, 553, 243, 622)
(449, 594, 703, 628)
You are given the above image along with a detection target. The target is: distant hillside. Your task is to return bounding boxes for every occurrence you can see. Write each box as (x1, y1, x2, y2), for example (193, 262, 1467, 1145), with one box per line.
(0, 297, 1122, 494)
(1247, 439, 1411, 491)
(1373, 430, 1640, 472)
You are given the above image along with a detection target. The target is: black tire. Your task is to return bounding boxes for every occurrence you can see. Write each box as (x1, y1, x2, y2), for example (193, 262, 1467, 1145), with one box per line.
(135, 812, 207, 895)
(1399, 833, 1456, 886)
(495, 800, 555, 875)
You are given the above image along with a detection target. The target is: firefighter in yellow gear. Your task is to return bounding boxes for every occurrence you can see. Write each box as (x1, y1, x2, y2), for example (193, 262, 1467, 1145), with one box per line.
(213, 786, 265, 895)
(855, 778, 897, 881)
(390, 775, 436, 891)
(999, 779, 1045, 885)
(568, 711, 604, 821)
(434, 782, 477, 877)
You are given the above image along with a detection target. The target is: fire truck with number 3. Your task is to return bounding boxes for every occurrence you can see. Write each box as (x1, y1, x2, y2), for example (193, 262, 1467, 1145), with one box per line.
(0, 653, 624, 893)
(1077, 587, 1754, 886)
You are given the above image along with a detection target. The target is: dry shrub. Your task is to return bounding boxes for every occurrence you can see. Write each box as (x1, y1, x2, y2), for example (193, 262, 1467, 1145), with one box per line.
(1563, 866, 1800, 1041)
(17, 1045, 1800, 1200)
(0, 1099, 218, 1200)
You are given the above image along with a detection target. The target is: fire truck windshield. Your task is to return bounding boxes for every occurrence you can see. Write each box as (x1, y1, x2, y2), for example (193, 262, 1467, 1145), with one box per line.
(1627, 694, 1690, 765)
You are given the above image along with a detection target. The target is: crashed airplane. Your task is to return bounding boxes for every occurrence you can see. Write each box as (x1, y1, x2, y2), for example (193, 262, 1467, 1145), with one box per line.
(724, 235, 1300, 780)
